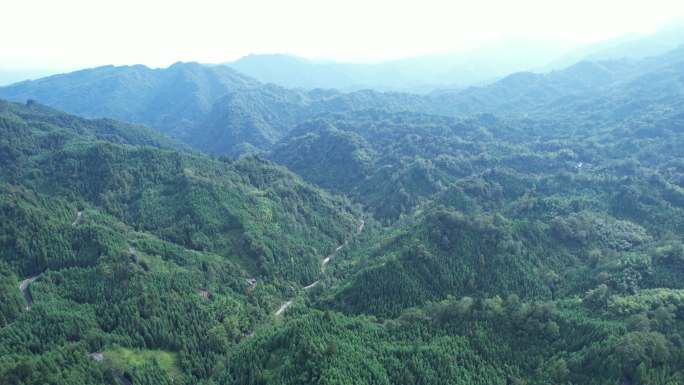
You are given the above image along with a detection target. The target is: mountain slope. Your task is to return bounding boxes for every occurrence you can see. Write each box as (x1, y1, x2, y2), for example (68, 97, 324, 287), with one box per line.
(0, 63, 259, 137)
(3, 46, 684, 159)
(0, 64, 429, 156)
(0, 99, 359, 283)
(0, 99, 364, 384)
(4, 44, 684, 384)
(429, 45, 684, 120)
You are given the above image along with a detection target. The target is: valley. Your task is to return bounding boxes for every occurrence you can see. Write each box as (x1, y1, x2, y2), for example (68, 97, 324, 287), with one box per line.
(1, 34, 684, 385)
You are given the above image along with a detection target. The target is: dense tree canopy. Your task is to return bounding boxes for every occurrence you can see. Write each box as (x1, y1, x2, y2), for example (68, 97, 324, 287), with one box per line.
(2, 44, 684, 384)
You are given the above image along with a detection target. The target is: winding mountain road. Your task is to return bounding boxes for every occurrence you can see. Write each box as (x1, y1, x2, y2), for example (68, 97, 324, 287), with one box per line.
(19, 276, 39, 310)
(18, 211, 81, 310)
(17, 212, 82, 311)
(71, 210, 83, 226)
(275, 300, 293, 316)
(275, 219, 364, 316)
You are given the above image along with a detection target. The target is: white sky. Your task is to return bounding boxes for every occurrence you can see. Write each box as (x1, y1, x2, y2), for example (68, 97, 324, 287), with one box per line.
(2, 0, 684, 69)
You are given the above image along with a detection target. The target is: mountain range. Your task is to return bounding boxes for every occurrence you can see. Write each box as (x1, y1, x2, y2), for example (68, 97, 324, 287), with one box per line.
(2, 42, 683, 157)
(2, 30, 684, 385)
(224, 39, 569, 93)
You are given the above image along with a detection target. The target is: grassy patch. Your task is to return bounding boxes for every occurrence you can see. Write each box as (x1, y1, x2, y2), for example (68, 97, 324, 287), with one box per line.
(104, 347, 181, 378)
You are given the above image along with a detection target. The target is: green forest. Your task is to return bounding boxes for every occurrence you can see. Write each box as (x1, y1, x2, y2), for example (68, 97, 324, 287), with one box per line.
(1, 42, 684, 385)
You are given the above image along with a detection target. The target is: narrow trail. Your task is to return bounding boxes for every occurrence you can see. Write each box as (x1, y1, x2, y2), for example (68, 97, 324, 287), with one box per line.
(18, 211, 80, 310)
(275, 219, 365, 316)
(19, 276, 39, 310)
(275, 300, 293, 316)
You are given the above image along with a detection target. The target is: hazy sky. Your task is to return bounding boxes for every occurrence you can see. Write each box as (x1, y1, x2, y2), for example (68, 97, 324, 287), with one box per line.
(2, 0, 684, 69)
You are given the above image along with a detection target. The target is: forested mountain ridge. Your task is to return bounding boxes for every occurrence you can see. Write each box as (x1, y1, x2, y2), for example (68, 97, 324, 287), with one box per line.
(268, 96, 684, 322)
(0, 63, 260, 138)
(429, 44, 684, 119)
(188, 86, 430, 155)
(0, 99, 364, 384)
(2, 46, 683, 158)
(268, 45, 684, 223)
(0, 99, 189, 154)
(0, 63, 428, 156)
(262, 49, 684, 384)
(3, 45, 684, 385)
(0, 98, 360, 282)
(225, 24, 684, 93)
